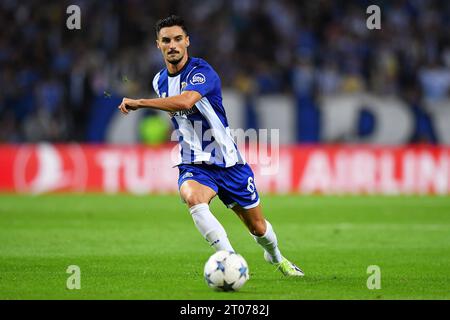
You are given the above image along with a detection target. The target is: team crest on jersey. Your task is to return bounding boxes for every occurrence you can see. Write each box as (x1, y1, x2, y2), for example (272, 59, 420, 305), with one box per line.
(190, 73, 206, 85)
(181, 82, 187, 90)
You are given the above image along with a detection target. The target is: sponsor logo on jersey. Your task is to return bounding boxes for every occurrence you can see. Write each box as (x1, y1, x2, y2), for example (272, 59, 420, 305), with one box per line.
(169, 106, 199, 118)
(190, 73, 206, 85)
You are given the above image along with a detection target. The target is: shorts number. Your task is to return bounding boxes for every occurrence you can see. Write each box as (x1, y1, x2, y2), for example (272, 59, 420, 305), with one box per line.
(247, 177, 255, 193)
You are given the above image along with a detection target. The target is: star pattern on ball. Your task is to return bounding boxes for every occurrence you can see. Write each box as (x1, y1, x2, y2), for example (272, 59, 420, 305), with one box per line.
(204, 273, 214, 286)
(238, 264, 248, 279)
(218, 280, 235, 292)
(216, 260, 226, 273)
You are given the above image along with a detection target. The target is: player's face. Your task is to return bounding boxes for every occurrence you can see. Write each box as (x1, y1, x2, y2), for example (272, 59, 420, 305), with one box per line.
(156, 26, 190, 65)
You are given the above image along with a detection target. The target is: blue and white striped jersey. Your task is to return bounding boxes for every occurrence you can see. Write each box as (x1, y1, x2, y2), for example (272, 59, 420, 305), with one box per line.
(152, 57, 245, 167)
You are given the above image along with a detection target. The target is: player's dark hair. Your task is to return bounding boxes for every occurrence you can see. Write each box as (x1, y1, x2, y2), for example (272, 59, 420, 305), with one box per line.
(155, 15, 188, 37)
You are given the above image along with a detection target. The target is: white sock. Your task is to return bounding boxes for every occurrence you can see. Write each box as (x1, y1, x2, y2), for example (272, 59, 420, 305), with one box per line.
(253, 220, 283, 263)
(189, 203, 234, 252)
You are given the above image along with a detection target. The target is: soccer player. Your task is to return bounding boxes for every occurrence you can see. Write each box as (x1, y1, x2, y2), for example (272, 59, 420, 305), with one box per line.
(118, 15, 303, 276)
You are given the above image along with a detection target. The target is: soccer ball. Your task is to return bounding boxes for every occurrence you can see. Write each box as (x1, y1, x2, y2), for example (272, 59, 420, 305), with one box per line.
(203, 250, 249, 291)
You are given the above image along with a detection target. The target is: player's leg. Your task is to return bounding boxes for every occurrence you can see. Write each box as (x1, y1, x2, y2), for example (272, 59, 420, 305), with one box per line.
(213, 163, 283, 263)
(232, 204, 304, 276)
(231, 203, 282, 261)
(217, 162, 303, 276)
(180, 179, 235, 252)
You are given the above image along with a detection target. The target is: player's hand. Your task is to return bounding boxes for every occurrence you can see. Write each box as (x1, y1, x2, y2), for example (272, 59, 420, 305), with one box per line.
(118, 98, 140, 114)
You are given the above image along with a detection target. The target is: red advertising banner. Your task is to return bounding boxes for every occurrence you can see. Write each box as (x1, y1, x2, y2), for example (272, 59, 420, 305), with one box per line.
(0, 144, 449, 194)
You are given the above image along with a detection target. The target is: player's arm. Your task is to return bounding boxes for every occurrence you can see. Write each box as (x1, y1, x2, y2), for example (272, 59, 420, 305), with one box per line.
(118, 91, 201, 115)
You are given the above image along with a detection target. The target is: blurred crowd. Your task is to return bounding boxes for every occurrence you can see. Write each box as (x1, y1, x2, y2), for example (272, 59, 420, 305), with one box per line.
(0, 0, 449, 143)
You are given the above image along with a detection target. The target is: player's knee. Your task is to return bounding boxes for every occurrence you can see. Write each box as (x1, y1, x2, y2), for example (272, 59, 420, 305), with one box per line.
(183, 193, 206, 208)
(250, 220, 267, 237)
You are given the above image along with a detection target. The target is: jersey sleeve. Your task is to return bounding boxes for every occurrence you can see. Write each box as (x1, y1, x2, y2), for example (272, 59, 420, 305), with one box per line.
(183, 65, 219, 97)
(152, 72, 161, 97)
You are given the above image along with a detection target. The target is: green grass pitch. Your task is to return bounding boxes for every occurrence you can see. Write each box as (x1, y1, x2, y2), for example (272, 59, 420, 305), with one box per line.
(0, 194, 449, 299)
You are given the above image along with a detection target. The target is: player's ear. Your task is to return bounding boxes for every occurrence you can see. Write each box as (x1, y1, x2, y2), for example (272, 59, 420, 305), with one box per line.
(156, 39, 160, 49)
(186, 36, 190, 47)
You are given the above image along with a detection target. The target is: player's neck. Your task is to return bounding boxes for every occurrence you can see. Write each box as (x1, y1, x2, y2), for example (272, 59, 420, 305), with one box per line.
(166, 54, 189, 75)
